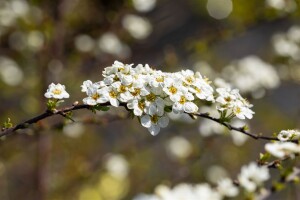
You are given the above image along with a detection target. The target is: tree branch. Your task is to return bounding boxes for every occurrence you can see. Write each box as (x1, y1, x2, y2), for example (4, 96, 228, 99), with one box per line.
(193, 112, 281, 141)
(0, 104, 93, 137)
(0, 103, 285, 142)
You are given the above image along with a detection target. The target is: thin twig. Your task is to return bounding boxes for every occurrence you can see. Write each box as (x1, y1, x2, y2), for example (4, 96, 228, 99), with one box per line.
(192, 112, 281, 141)
(1, 104, 94, 137)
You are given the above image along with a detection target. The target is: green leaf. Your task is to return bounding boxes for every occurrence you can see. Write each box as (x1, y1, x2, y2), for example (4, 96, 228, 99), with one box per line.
(259, 153, 270, 163)
(46, 99, 57, 111)
(3, 118, 13, 129)
(99, 106, 110, 111)
(93, 104, 110, 112)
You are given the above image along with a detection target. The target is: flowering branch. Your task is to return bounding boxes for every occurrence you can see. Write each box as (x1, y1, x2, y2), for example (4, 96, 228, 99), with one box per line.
(0, 102, 281, 142)
(1, 61, 296, 143)
(2, 60, 300, 200)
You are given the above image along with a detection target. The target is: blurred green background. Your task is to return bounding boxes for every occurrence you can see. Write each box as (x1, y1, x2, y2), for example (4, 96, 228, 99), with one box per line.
(0, 0, 300, 199)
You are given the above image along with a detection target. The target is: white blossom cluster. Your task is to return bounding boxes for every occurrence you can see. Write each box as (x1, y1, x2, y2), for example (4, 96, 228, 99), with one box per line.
(272, 26, 300, 60)
(277, 129, 300, 141)
(80, 61, 254, 135)
(238, 162, 270, 192)
(265, 129, 300, 158)
(216, 88, 254, 120)
(134, 162, 270, 200)
(221, 56, 280, 98)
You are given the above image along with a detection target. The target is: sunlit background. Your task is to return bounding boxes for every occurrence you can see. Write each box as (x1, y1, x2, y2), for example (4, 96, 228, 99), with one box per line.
(0, 0, 300, 199)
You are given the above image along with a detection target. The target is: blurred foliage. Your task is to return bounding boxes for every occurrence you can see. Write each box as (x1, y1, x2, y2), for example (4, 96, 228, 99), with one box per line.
(0, 0, 300, 199)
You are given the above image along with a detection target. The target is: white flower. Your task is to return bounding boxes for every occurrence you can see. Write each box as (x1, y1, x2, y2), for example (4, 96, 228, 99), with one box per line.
(81, 80, 93, 93)
(83, 87, 109, 106)
(172, 92, 198, 114)
(141, 112, 169, 136)
(149, 71, 166, 88)
(44, 83, 69, 99)
(104, 86, 120, 107)
(189, 72, 214, 102)
(217, 178, 239, 197)
(232, 100, 254, 119)
(238, 162, 270, 192)
(127, 99, 146, 116)
(163, 81, 184, 101)
(111, 81, 133, 103)
(155, 184, 196, 200)
(277, 129, 300, 141)
(194, 184, 222, 200)
(216, 87, 238, 105)
(145, 96, 165, 116)
(265, 142, 300, 158)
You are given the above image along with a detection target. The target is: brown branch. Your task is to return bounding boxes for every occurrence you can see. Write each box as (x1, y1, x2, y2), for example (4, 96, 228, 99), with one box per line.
(0, 104, 93, 138)
(0, 103, 290, 142)
(192, 112, 281, 141)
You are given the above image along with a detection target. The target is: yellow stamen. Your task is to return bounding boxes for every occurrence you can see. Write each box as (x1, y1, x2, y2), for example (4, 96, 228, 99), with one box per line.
(146, 93, 156, 102)
(195, 87, 201, 93)
(92, 93, 100, 100)
(156, 76, 164, 82)
(179, 96, 186, 104)
(138, 102, 145, 110)
(150, 115, 158, 123)
(131, 88, 141, 96)
(52, 89, 62, 95)
(109, 91, 117, 98)
(169, 86, 177, 94)
(119, 85, 127, 93)
(225, 97, 231, 102)
(235, 107, 241, 114)
(186, 76, 193, 84)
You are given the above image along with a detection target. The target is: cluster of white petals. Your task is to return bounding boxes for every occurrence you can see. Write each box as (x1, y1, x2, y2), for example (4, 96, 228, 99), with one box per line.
(238, 162, 270, 192)
(272, 26, 300, 60)
(134, 161, 274, 199)
(134, 178, 239, 200)
(44, 83, 70, 99)
(277, 129, 300, 141)
(154, 183, 222, 200)
(222, 56, 280, 98)
(80, 61, 254, 135)
(265, 141, 300, 158)
(216, 88, 254, 120)
(264, 129, 300, 158)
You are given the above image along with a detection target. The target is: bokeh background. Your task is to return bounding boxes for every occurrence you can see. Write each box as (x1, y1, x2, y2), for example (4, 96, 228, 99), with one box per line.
(0, 0, 300, 199)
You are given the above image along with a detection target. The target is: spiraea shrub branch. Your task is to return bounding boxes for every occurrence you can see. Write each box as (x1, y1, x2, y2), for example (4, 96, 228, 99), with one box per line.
(1, 61, 300, 200)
